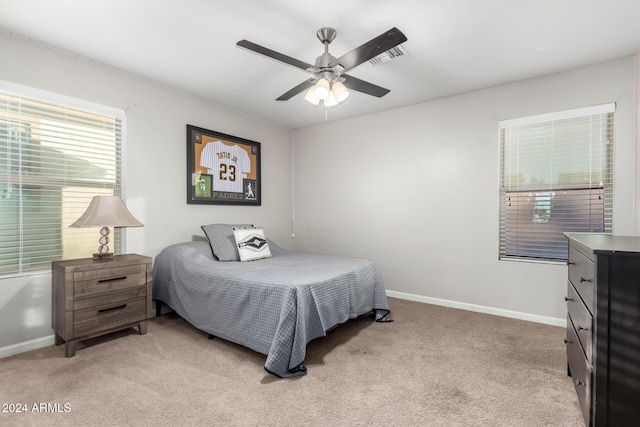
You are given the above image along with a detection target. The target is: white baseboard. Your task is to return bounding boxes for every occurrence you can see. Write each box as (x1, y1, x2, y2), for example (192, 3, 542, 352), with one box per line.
(0, 335, 56, 359)
(1, 308, 165, 359)
(1, 293, 566, 359)
(386, 290, 566, 328)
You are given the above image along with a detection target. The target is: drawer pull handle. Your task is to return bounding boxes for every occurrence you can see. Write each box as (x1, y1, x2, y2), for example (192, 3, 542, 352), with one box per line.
(567, 261, 574, 266)
(98, 276, 128, 283)
(575, 380, 586, 387)
(98, 304, 127, 313)
(577, 325, 588, 331)
(579, 277, 590, 283)
(564, 297, 573, 302)
(563, 339, 571, 344)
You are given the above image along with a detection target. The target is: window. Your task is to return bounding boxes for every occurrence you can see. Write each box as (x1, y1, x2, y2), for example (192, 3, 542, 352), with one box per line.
(0, 81, 125, 276)
(499, 104, 614, 262)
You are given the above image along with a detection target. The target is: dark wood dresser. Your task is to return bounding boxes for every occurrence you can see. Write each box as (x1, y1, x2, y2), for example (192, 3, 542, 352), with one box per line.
(564, 233, 640, 426)
(52, 254, 152, 357)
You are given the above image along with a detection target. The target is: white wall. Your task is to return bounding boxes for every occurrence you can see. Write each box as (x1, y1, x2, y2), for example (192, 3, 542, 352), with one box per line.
(292, 57, 637, 325)
(0, 32, 294, 354)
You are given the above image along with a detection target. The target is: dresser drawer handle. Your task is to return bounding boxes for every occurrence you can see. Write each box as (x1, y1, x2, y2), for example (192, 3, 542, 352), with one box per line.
(563, 339, 571, 344)
(564, 297, 573, 302)
(579, 277, 590, 283)
(577, 325, 588, 331)
(575, 380, 586, 387)
(98, 304, 127, 314)
(98, 276, 128, 283)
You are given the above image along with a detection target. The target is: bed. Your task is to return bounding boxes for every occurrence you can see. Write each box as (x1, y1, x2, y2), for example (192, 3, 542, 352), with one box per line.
(152, 226, 391, 378)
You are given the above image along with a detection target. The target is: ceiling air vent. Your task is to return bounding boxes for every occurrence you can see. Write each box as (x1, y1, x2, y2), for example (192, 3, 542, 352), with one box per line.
(368, 44, 407, 66)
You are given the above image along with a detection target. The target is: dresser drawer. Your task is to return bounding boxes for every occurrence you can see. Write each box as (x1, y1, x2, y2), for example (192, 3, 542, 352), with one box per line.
(567, 315, 592, 426)
(567, 282, 593, 362)
(73, 263, 147, 297)
(568, 246, 595, 314)
(73, 294, 148, 336)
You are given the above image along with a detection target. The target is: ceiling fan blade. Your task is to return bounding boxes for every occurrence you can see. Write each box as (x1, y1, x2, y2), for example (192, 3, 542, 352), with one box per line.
(330, 27, 407, 72)
(237, 40, 313, 71)
(342, 75, 390, 98)
(276, 78, 315, 101)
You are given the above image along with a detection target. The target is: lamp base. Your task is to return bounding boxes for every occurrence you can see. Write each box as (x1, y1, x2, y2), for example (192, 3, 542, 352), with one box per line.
(92, 252, 114, 261)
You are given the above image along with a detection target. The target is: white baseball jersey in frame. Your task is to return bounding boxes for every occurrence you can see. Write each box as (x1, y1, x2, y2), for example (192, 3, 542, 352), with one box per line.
(200, 140, 251, 193)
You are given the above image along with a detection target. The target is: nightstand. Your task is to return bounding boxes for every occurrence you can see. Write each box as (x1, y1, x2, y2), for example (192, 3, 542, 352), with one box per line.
(52, 254, 152, 357)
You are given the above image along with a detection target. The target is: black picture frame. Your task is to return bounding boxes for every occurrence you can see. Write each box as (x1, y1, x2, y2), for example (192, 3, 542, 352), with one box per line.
(186, 124, 261, 205)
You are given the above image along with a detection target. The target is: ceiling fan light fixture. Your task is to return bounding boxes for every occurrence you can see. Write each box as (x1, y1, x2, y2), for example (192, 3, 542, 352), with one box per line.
(304, 87, 320, 105)
(331, 81, 349, 103)
(324, 90, 339, 107)
(314, 78, 330, 100)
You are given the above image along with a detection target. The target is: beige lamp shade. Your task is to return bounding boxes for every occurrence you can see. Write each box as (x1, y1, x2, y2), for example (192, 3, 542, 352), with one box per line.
(70, 195, 143, 228)
(70, 195, 143, 260)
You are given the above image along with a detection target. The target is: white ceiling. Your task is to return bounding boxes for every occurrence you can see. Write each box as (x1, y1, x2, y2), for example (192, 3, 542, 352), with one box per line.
(1, 0, 639, 129)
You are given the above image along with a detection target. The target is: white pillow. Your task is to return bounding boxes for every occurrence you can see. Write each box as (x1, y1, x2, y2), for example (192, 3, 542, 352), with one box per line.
(233, 227, 272, 262)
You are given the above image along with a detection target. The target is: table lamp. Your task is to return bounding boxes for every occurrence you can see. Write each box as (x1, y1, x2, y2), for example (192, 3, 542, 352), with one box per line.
(69, 195, 143, 260)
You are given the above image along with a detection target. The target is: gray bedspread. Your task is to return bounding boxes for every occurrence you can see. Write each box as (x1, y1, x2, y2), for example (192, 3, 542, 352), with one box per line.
(152, 240, 391, 377)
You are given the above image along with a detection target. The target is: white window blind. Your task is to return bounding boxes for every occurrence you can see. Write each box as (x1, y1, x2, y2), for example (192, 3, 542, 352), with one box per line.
(499, 104, 614, 261)
(0, 81, 125, 276)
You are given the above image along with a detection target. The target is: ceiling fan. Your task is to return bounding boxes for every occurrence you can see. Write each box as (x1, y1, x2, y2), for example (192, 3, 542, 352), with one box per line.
(236, 27, 407, 107)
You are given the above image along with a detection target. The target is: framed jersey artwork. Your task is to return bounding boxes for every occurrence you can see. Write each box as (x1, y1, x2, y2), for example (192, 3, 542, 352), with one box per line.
(186, 124, 261, 205)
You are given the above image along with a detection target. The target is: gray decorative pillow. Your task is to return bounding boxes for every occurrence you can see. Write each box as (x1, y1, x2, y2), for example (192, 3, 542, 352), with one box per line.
(201, 223, 253, 261)
(233, 227, 272, 262)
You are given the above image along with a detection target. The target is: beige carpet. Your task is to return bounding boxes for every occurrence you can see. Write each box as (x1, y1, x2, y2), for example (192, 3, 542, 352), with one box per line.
(0, 297, 583, 426)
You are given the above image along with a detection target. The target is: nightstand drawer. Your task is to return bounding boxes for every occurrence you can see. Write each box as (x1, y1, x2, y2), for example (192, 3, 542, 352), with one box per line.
(73, 264, 147, 297)
(74, 287, 147, 310)
(74, 295, 147, 336)
(568, 246, 595, 314)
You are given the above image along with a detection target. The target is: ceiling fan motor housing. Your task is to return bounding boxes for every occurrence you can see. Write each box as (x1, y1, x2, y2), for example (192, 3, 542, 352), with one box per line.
(315, 53, 337, 69)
